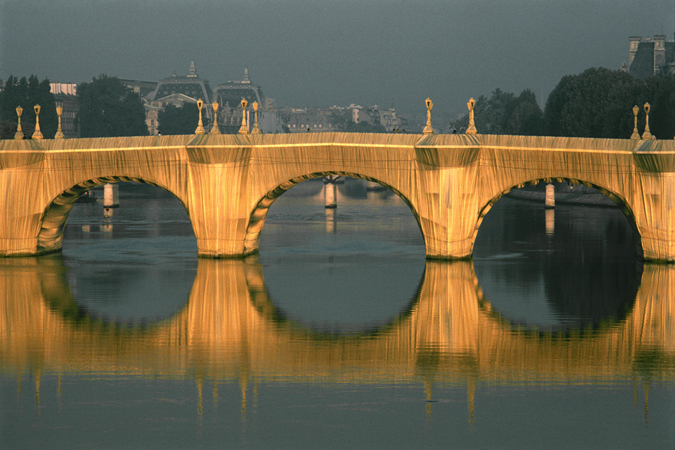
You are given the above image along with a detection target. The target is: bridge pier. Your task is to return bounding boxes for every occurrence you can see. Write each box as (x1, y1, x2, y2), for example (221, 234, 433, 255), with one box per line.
(187, 157, 256, 258)
(414, 143, 482, 260)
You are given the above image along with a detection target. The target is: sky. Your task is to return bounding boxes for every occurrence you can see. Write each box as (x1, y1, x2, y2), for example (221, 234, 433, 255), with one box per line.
(1, 0, 674, 121)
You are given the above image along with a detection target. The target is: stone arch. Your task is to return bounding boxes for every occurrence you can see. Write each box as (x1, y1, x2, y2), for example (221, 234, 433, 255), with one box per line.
(242, 171, 424, 255)
(472, 177, 644, 260)
(37, 175, 192, 255)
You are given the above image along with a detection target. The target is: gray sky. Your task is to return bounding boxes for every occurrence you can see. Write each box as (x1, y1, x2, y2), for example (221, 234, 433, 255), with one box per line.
(1, 0, 674, 119)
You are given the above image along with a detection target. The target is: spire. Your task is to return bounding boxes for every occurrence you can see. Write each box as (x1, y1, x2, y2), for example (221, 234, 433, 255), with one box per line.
(188, 60, 197, 78)
(242, 67, 250, 84)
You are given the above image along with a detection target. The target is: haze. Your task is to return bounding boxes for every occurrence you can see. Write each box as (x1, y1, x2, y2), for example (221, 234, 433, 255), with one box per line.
(1, 0, 673, 118)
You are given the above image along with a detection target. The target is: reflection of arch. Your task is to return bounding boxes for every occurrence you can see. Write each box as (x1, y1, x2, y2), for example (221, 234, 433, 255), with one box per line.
(250, 261, 426, 338)
(473, 186, 644, 329)
(37, 253, 194, 327)
(474, 177, 644, 259)
(2, 256, 672, 386)
(37, 176, 192, 254)
(243, 171, 424, 254)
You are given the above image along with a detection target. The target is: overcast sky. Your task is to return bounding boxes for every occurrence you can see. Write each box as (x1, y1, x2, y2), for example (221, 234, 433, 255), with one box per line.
(1, 0, 674, 119)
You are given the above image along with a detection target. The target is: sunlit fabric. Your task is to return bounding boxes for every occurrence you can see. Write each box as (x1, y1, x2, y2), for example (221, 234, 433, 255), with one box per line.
(1, 134, 674, 260)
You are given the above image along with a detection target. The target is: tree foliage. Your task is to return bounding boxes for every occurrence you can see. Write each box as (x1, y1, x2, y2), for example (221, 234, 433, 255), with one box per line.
(544, 68, 645, 138)
(330, 109, 387, 133)
(451, 88, 545, 136)
(644, 74, 675, 140)
(451, 69, 674, 139)
(77, 75, 148, 137)
(0, 75, 57, 139)
(157, 103, 202, 135)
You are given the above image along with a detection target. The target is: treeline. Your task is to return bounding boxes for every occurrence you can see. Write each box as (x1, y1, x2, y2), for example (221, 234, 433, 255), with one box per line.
(451, 68, 675, 139)
(0, 75, 58, 139)
(2, 68, 674, 139)
(0, 74, 147, 139)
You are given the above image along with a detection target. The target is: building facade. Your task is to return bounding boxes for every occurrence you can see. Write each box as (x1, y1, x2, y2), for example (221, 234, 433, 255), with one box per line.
(628, 34, 675, 79)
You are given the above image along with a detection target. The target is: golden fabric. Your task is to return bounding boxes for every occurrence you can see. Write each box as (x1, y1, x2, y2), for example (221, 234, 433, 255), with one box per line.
(0, 134, 673, 260)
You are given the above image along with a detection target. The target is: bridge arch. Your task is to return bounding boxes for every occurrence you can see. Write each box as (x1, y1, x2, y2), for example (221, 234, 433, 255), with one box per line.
(473, 176, 644, 260)
(243, 171, 425, 255)
(37, 176, 192, 255)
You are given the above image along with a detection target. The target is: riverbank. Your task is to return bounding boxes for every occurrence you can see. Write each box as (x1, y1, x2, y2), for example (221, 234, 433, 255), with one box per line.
(505, 189, 618, 207)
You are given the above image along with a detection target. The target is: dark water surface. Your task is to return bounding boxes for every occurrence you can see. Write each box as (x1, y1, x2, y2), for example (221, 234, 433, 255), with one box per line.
(1, 179, 674, 449)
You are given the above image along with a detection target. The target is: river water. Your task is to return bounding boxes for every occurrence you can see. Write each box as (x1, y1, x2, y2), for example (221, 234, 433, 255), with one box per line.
(1, 178, 673, 449)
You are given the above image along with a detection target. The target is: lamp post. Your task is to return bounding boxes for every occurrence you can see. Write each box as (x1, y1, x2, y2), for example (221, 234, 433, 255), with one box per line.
(195, 99, 206, 134)
(55, 106, 65, 139)
(32, 104, 43, 140)
(14, 106, 24, 140)
(630, 105, 640, 140)
(642, 102, 652, 140)
(210, 102, 221, 135)
(423, 98, 434, 134)
(251, 101, 261, 134)
(466, 98, 477, 135)
(239, 99, 249, 134)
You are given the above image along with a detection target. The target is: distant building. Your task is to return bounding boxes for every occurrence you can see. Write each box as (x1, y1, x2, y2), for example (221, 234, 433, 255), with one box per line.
(50, 83, 79, 138)
(281, 104, 403, 133)
(211, 68, 285, 134)
(212, 68, 264, 109)
(119, 79, 158, 98)
(281, 107, 342, 133)
(137, 61, 213, 135)
(147, 61, 213, 107)
(627, 34, 675, 79)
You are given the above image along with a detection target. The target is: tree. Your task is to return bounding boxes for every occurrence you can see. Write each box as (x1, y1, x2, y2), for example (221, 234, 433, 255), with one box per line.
(502, 89, 545, 136)
(77, 75, 148, 137)
(157, 103, 202, 135)
(450, 88, 545, 136)
(344, 120, 387, 133)
(0, 75, 57, 138)
(544, 68, 645, 138)
(644, 73, 675, 139)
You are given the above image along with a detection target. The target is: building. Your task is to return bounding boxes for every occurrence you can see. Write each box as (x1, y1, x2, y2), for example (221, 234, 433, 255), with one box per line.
(212, 68, 264, 109)
(281, 107, 342, 133)
(628, 34, 675, 79)
(281, 104, 403, 134)
(211, 68, 285, 134)
(147, 61, 213, 108)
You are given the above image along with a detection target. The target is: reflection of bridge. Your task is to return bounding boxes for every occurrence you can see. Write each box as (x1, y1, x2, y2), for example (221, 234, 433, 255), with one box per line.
(1, 257, 673, 405)
(1, 134, 675, 260)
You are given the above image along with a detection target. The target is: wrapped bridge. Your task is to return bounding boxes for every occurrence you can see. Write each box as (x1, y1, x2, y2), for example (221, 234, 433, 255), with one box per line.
(1, 132, 674, 261)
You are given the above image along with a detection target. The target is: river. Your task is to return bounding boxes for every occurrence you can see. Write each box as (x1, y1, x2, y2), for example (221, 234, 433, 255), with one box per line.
(1, 178, 673, 449)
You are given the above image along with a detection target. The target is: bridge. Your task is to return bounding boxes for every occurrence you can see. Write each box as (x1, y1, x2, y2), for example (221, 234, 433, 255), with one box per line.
(1, 132, 675, 260)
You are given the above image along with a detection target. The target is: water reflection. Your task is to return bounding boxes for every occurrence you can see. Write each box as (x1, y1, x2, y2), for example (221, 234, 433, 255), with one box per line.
(474, 197, 642, 328)
(2, 255, 673, 393)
